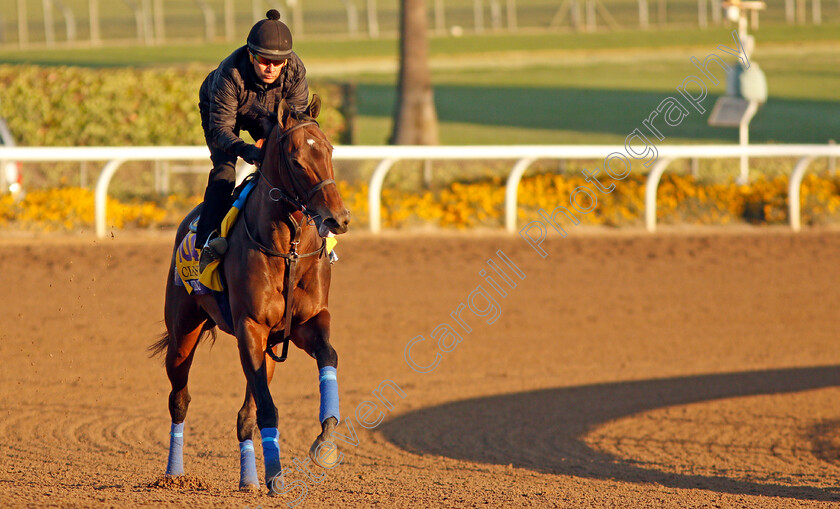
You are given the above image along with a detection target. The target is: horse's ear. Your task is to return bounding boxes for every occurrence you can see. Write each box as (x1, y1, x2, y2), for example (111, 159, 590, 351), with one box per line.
(278, 99, 292, 128)
(307, 94, 321, 120)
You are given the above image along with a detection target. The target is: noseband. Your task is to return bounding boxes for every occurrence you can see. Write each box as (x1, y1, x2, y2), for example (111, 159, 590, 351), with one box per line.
(258, 121, 336, 216)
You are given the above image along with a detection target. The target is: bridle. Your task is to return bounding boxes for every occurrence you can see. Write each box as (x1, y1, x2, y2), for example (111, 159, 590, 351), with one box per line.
(257, 120, 336, 218)
(240, 119, 338, 363)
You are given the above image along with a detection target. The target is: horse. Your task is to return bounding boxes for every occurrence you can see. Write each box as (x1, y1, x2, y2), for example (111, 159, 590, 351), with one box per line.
(149, 95, 351, 493)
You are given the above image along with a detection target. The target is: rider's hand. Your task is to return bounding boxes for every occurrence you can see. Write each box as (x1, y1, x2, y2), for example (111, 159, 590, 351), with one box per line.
(241, 144, 264, 166)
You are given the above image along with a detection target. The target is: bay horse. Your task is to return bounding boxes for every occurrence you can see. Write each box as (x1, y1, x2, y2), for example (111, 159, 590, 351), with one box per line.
(150, 96, 350, 493)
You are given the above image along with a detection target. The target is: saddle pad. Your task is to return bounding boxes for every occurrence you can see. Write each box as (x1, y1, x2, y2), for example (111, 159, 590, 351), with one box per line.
(174, 177, 338, 294)
(173, 231, 212, 295)
(196, 178, 259, 291)
(174, 179, 257, 294)
(172, 237, 233, 330)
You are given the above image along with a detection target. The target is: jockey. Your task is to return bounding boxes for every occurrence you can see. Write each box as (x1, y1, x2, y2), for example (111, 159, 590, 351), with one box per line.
(197, 9, 309, 271)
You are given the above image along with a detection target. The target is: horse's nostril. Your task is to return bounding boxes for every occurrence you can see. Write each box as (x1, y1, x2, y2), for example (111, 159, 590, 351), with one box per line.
(332, 210, 350, 228)
(323, 215, 349, 233)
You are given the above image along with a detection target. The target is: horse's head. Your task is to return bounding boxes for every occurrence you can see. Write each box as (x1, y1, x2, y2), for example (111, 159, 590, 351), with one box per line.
(262, 96, 350, 235)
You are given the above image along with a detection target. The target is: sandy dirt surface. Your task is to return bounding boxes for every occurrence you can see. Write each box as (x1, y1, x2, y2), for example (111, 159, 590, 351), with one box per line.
(2, 228, 840, 508)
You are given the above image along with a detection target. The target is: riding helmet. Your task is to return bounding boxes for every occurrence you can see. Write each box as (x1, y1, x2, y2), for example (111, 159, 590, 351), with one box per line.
(247, 10, 293, 59)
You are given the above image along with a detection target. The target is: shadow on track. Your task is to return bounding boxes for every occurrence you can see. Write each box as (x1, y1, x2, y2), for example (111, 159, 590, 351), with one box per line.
(380, 365, 840, 501)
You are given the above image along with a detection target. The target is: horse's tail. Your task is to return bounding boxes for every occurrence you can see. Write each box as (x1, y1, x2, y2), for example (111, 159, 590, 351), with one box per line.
(148, 331, 172, 358)
(147, 324, 218, 359)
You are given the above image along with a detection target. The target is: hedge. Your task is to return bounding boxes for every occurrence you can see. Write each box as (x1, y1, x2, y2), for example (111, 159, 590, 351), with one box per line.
(0, 64, 347, 147)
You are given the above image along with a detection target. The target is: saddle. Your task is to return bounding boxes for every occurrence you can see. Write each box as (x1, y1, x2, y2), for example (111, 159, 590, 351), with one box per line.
(173, 176, 338, 296)
(174, 177, 255, 295)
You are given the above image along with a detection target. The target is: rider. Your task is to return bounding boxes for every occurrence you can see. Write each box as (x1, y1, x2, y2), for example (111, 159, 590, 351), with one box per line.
(197, 9, 309, 271)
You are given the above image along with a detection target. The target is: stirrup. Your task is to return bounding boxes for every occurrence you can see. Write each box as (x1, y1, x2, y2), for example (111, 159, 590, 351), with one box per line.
(199, 235, 228, 272)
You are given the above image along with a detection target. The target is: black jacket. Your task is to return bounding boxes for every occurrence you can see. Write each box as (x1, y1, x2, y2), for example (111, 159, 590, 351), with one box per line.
(199, 46, 309, 157)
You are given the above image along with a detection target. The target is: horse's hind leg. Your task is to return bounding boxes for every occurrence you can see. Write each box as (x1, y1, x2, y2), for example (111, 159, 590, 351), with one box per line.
(292, 310, 341, 469)
(162, 286, 206, 476)
(236, 359, 276, 491)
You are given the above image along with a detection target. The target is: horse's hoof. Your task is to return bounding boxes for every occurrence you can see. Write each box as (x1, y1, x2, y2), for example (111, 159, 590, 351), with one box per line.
(309, 436, 340, 468)
(266, 473, 286, 496)
(309, 417, 340, 468)
(238, 483, 260, 493)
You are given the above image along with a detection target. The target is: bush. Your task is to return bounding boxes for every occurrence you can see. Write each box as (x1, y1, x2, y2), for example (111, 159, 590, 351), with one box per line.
(0, 187, 168, 231)
(350, 171, 840, 229)
(0, 64, 346, 147)
(3, 169, 839, 233)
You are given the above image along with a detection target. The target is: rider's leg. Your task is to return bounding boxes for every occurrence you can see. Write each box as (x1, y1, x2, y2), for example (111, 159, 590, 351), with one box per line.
(197, 152, 236, 270)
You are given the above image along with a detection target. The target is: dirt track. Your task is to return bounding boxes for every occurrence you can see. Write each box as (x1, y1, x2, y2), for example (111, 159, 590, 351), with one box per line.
(2, 228, 840, 508)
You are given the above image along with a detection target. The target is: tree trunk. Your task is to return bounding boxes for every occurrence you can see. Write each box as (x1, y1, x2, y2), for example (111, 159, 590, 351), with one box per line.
(391, 0, 439, 145)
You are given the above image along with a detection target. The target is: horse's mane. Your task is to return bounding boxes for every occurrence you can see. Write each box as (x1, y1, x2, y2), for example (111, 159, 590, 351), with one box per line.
(289, 110, 318, 124)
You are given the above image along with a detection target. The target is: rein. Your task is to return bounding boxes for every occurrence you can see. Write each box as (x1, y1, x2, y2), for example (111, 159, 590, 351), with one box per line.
(240, 120, 333, 363)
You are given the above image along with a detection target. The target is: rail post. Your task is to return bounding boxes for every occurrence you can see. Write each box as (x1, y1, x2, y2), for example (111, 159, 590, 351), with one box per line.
(644, 158, 674, 232)
(95, 160, 127, 238)
(504, 157, 537, 233)
(788, 156, 814, 232)
(368, 158, 398, 234)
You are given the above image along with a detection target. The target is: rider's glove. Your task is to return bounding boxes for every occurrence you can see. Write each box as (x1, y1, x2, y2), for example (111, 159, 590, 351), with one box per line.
(240, 144, 264, 166)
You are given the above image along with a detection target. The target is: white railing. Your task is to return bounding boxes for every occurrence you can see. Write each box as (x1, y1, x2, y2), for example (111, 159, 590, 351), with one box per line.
(638, 145, 840, 232)
(0, 144, 838, 238)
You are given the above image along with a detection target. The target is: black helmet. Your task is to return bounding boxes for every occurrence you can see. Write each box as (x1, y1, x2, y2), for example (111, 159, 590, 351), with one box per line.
(247, 10, 293, 59)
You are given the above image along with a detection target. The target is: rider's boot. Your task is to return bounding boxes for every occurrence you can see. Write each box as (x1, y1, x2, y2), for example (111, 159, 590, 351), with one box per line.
(197, 181, 233, 272)
(199, 233, 228, 272)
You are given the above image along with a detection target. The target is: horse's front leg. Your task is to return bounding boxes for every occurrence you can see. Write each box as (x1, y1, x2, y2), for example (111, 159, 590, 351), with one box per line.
(236, 360, 275, 491)
(236, 319, 282, 491)
(292, 309, 341, 468)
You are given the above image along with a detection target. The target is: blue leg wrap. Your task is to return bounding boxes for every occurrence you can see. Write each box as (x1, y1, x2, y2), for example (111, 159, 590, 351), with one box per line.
(318, 366, 340, 423)
(165, 422, 184, 476)
(239, 439, 259, 489)
(260, 427, 282, 489)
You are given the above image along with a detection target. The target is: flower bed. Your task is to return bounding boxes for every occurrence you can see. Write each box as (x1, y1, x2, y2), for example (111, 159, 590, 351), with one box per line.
(3, 172, 839, 233)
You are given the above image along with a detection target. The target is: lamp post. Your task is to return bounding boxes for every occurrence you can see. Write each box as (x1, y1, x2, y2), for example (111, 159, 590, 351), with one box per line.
(720, 0, 766, 184)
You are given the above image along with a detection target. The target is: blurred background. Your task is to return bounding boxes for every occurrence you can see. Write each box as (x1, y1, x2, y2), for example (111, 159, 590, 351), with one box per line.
(0, 0, 838, 233)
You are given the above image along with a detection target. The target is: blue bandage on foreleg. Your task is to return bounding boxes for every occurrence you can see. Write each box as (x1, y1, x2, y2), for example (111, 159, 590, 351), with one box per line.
(260, 427, 282, 488)
(318, 366, 340, 423)
(239, 439, 259, 489)
(165, 422, 184, 476)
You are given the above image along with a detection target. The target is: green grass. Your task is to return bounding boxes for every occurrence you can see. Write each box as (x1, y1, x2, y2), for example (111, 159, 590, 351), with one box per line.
(2, 25, 839, 66)
(349, 40, 840, 145)
(4, 0, 839, 44)
(0, 23, 837, 146)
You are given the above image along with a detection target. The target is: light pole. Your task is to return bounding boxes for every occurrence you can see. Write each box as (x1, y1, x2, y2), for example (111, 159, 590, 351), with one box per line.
(720, 0, 766, 183)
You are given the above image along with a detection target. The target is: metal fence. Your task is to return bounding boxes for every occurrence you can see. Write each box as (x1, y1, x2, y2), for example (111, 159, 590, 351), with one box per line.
(2, 0, 837, 48)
